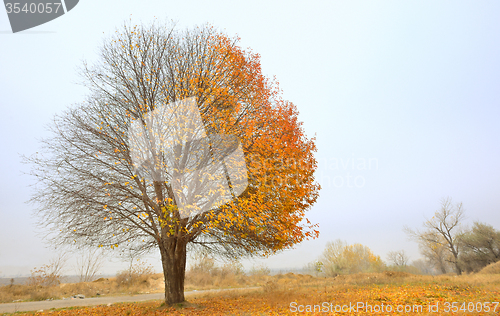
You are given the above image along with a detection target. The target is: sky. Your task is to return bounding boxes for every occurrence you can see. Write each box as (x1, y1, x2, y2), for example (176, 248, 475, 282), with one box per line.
(1, 1, 500, 277)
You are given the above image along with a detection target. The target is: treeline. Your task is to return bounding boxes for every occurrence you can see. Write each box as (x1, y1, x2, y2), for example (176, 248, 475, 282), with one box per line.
(306, 240, 421, 277)
(308, 198, 500, 276)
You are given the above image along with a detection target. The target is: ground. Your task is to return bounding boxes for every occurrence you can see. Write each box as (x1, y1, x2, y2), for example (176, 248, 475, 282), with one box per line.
(1, 271, 499, 315)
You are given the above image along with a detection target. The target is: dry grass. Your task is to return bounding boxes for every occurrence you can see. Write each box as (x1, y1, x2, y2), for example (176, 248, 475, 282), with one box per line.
(184, 269, 250, 290)
(0, 266, 262, 304)
(183, 271, 500, 315)
(0, 266, 257, 304)
(0, 273, 164, 303)
(478, 261, 500, 274)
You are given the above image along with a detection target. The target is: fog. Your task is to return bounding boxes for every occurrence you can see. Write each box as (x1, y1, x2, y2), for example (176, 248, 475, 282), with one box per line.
(1, 0, 500, 277)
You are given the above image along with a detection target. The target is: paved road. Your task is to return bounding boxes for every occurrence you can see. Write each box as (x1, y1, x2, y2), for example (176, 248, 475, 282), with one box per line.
(0, 287, 260, 314)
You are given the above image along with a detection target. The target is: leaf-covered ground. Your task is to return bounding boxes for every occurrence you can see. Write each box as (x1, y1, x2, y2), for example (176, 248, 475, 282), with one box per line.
(7, 272, 500, 315)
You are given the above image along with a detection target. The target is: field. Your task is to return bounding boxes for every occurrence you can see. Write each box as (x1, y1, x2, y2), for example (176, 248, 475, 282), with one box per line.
(1, 271, 500, 315)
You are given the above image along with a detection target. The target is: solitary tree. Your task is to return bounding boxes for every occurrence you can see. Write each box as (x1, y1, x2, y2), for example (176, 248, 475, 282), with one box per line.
(405, 198, 465, 275)
(26, 21, 320, 305)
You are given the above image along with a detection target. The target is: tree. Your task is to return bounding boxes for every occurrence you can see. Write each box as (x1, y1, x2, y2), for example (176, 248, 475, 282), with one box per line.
(320, 239, 384, 276)
(320, 239, 346, 276)
(404, 198, 465, 275)
(410, 258, 436, 275)
(387, 250, 409, 268)
(305, 260, 324, 276)
(459, 222, 500, 272)
(417, 231, 452, 274)
(75, 248, 104, 282)
(26, 21, 320, 305)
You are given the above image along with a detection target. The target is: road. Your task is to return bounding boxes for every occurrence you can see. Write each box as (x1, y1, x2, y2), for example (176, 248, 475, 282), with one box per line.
(0, 287, 260, 314)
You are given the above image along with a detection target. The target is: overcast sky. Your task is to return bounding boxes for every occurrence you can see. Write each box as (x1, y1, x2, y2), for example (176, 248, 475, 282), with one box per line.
(1, 1, 500, 277)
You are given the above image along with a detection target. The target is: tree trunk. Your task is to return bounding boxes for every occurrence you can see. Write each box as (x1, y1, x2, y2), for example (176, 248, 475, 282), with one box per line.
(450, 248, 462, 275)
(454, 261, 462, 275)
(438, 261, 447, 274)
(159, 236, 187, 305)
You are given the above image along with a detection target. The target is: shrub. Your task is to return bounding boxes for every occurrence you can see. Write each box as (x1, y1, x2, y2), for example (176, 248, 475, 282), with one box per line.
(304, 260, 324, 276)
(116, 259, 155, 287)
(321, 239, 386, 276)
(250, 264, 270, 276)
(186, 254, 247, 288)
(27, 254, 67, 287)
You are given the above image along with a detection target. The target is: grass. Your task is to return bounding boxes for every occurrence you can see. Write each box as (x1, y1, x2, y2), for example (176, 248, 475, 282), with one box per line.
(0, 259, 271, 304)
(0, 268, 263, 303)
(478, 261, 500, 274)
(0, 273, 163, 303)
(1, 271, 500, 315)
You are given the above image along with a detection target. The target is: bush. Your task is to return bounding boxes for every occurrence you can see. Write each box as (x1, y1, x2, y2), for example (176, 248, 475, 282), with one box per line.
(304, 261, 324, 276)
(321, 239, 386, 276)
(186, 254, 247, 288)
(27, 265, 62, 287)
(116, 260, 155, 287)
(250, 264, 270, 276)
(190, 254, 217, 274)
(27, 254, 67, 287)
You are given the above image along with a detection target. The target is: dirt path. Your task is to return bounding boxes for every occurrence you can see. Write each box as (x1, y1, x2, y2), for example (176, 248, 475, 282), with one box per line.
(0, 287, 260, 314)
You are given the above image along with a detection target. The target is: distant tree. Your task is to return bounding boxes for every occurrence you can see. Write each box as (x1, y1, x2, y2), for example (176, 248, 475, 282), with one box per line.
(320, 239, 346, 276)
(410, 259, 436, 275)
(312, 260, 324, 275)
(305, 260, 323, 276)
(413, 231, 454, 274)
(387, 250, 409, 267)
(459, 222, 500, 272)
(25, 21, 320, 305)
(75, 248, 104, 282)
(320, 239, 384, 276)
(405, 198, 465, 275)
